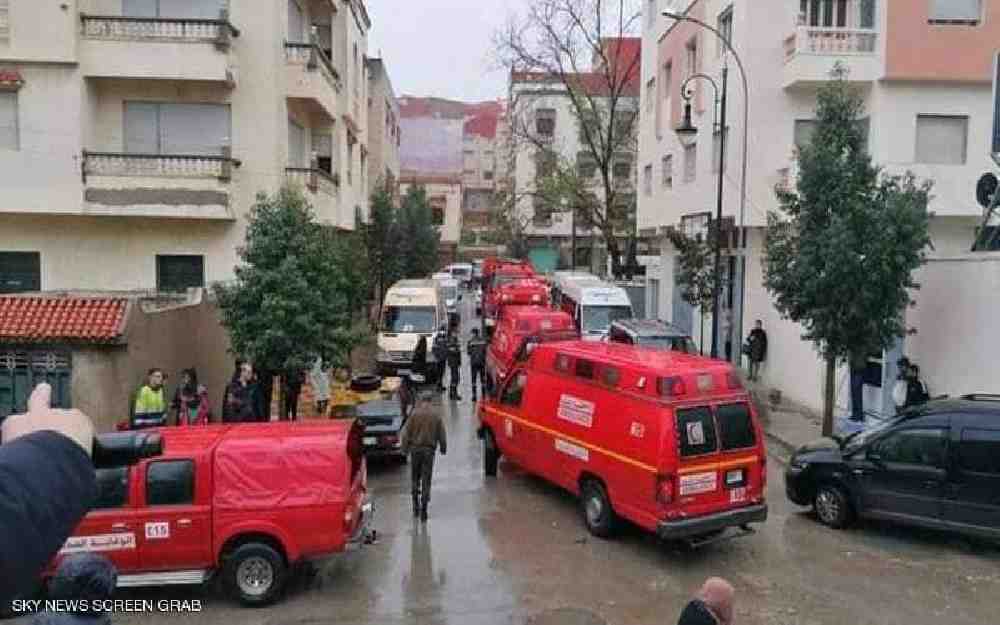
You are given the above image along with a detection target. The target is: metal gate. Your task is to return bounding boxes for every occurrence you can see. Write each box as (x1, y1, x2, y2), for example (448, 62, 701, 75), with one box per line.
(0, 349, 72, 422)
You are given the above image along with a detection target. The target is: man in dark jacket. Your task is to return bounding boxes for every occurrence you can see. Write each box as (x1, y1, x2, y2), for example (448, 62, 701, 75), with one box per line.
(281, 367, 306, 421)
(223, 362, 266, 423)
(32, 554, 116, 625)
(745, 320, 768, 382)
(400, 393, 447, 522)
(466, 328, 488, 402)
(1, 384, 97, 606)
(431, 325, 448, 392)
(677, 577, 734, 625)
(446, 330, 462, 401)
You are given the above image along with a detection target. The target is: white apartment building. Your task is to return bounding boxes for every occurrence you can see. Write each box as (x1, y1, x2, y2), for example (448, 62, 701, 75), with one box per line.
(0, 0, 370, 293)
(366, 56, 400, 195)
(398, 174, 463, 264)
(640, 0, 1000, 415)
(461, 103, 503, 244)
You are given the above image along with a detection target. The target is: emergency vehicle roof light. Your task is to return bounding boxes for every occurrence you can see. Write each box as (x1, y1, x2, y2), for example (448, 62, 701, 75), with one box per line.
(657, 376, 686, 397)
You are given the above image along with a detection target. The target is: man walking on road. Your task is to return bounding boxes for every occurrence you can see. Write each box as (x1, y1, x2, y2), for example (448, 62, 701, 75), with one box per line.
(467, 328, 488, 402)
(400, 392, 447, 522)
(446, 330, 462, 401)
(432, 325, 448, 392)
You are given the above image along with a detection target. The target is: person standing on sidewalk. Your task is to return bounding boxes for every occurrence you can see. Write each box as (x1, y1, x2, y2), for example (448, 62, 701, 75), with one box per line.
(446, 330, 462, 401)
(400, 392, 447, 522)
(432, 325, 448, 392)
(466, 328, 488, 402)
(745, 320, 768, 382)
(309, 357, 330, 418)
(132, 368, 168, 430)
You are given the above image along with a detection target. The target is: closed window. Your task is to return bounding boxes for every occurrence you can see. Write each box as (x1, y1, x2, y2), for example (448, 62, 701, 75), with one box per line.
(916, 115, 968, 164)
(613, 159, 632, 181)
(0, 252, 40, 293)
(94, 468, 130, 510)
(146, 460, 195, 506)
(871, 428, 948, 469)
(577, 152, 597, 179)
(429, 196, 446, 225)
(795, 118, 869, 153)
(958, 428, 1000, 475)
(501, 372, 527, 407)
(156, 255, 205, 292)
(536, 108, 556, 138)
(124, 0, 225, 19)
(643, 164, 653, 196)
(677, 406, 718, 457)
(313, 132, 333, 174)
(662, 154, 673, 188)
(124, 102, 231, 156)
(0, 92, 17, 150)
(683, 143, 697, 183)
(717, 6, 733, 56)
(717, 403, 756, 450)
(929, 0, 981, 23)
(0, 0, 8, 41)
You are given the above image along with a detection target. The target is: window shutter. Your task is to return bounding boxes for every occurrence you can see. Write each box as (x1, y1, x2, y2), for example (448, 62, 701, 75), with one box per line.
(159, 103, 230, 156)
(124, 102, 160, 154)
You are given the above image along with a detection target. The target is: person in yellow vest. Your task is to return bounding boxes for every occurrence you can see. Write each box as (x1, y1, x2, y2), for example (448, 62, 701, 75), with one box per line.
(132, 368, 168, 429)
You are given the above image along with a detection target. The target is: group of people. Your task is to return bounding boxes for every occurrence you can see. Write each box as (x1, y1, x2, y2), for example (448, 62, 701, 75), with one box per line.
(131, 367, 212, 429)
(411, 325, 488, 403)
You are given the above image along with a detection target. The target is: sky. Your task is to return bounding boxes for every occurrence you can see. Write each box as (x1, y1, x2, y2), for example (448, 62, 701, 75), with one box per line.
(366, 0, 531, 103)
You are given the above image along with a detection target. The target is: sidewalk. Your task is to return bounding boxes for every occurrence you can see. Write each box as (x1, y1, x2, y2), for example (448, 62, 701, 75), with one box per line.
(749, 383, 823, 464)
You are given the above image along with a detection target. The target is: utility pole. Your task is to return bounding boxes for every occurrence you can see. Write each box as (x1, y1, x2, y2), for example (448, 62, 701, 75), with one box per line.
(710, 66, 728, 359)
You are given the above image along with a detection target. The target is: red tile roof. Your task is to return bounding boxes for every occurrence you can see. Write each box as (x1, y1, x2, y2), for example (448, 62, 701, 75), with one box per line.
(0, 297, 129, 344)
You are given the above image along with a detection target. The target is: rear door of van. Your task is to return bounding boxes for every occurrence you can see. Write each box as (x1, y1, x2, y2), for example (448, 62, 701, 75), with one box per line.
(673, 399, 763, 517)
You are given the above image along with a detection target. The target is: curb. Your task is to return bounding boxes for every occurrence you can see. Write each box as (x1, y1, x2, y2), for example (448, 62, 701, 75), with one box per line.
(764, 430, 796, 465)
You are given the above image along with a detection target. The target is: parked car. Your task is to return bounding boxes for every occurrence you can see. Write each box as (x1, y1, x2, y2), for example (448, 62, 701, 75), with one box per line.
(478, 341, 768, 544)
(354, 397, 407, 459)
(47, 423, 374, 606)
(785, 395, 1000, 541)
(485, 305, 577, 395)
(607, 319, 698, 354)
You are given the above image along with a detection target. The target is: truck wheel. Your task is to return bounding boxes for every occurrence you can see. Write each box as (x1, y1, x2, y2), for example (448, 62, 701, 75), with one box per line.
(814, 484, 853, 529)
(581, 479, 617, 539)
(483, 429, 500, 477)
(225, 543, 287, 607)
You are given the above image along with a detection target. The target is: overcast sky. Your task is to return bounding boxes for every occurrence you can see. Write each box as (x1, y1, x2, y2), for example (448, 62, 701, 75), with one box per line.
(367, 0, 530, 103)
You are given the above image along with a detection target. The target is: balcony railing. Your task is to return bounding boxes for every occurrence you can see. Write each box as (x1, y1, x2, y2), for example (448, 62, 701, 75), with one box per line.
(784, 26, 877, 62)
(81, 13, 240, 47)
(82, 151, 241, 183)
(285, 167, 340, 195)
(285, 41, 342, 92)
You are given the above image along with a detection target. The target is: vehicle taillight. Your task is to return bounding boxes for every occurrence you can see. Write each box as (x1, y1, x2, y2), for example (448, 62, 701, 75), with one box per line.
(657, 376, 686, 397)
(656, 474, 675, 505)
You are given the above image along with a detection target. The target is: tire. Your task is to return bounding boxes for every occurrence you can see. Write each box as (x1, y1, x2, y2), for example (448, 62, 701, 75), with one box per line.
(580, 479, 617, 538)
(814, 483, 853, 529)
(350, 374, 382, 392)
(483, 429, 499, 477)
(224, 543, 287, 607)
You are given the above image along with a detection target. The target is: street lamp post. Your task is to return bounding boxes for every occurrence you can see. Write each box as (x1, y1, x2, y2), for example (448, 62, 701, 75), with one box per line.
(663, 10, 750, 364)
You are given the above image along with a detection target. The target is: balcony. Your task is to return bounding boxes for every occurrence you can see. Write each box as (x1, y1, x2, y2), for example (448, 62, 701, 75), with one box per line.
(285, 167, 341, 225)
(286, 41, 341, 119)
(79, 14, 239, 84)
(80, 151, 240, 220)
(782, 26, 879, 89)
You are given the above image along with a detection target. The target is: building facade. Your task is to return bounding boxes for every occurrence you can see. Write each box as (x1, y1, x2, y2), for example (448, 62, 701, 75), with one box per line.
(365, 56, 400, 196)
(398, 174, 463, 264)
(0, 0, 370, 294)
(639, 0, 1000, 415)
(461, 101, 504, 249)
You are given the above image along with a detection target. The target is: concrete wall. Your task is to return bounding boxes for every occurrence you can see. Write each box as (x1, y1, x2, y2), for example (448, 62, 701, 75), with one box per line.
(400, 117, 464, 174)
(2, 0, 78, 63)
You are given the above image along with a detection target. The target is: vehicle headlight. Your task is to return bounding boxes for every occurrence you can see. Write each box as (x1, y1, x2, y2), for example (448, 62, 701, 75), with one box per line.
(788, 458, 809, 473)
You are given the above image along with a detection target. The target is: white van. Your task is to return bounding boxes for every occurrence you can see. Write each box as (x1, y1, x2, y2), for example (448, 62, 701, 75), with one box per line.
(556, 279, 634, 340)
(432, 272, 461, 324)
(550, 271, 598, 308)
(447, 263, 473, 288)
(377, 280, 447, 375)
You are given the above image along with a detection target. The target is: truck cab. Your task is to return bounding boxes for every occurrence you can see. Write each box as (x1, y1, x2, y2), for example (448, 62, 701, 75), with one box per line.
(482, 262, 536, 333)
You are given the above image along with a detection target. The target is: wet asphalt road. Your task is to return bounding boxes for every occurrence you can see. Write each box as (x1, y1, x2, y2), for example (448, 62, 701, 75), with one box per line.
(113, 299, 1000, 625)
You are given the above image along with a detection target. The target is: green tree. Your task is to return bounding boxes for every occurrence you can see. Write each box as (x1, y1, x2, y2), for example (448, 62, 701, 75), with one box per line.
(667, 224, 729, 353)
(364, 178, 403, 317)
(397, 184, 441, 277)
(214, 186, 368, 405)
(764, 67, 932, 433)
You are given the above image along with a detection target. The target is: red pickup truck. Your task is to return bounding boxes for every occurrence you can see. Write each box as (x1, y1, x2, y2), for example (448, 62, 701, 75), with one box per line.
(49, 422, 374, 606)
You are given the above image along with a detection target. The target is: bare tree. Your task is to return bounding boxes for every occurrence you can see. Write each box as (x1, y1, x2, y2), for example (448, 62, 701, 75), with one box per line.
(495, 0, 642, 275)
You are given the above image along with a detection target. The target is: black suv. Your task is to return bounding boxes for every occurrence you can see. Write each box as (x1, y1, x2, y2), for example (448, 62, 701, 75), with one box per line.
(607, 318, 698, 354)
(785, 395, 1000, 541)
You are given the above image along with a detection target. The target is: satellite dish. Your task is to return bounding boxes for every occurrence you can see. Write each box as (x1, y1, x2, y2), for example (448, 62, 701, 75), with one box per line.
(976, 172, 998, 209)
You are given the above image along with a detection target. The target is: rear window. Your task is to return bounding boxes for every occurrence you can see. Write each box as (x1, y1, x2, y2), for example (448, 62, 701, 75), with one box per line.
(717, 403, 756, 450)
(676, 407, 718, 457)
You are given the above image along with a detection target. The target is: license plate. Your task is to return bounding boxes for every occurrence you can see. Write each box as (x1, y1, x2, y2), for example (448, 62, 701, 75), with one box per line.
(726, 469, 745, 485)
(363, 436, 377, 445)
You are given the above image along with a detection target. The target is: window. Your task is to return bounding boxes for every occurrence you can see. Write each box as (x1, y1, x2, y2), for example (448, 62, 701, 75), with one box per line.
(288, 119, 307, 168)
(916, 115, 968, 164)
(860, 0, 876, 28)
(382, 306, 436, 333)
(535, 149, 557, 181)
(800, 0, 852, 27)
(712, 129, 728, 173)
(577, 152, 597, 179)
(613, 159, 632, 182)
(643, 164, 653, 196)
(501, 372, 527, 407)
(536, 108, 556, 138)
(313, 132, 333, 174)
(146, 460, 195, 506)
(0, 252, 41, 293)
(483, 170, 494, 181)
(958, 429, 1000, 475)
(286, 0, 306, 41)
(0, 92, 17, 150)
(662, 154, 673, 188)
(717, 403, 756, 450)
(661, 62, 673, 135)
(685, 37, 698, 78)
(156, 255, 205, 292)
(717, 6, 733, 56)
(871, 428, 948, 469)
(429, 196, 446, 225)
(929, 0, 982, 24)
(795, 118, 870, 153)
(124, 102, 231, 156)
(677, 406, 718, 457)
(645, 78, 657, 112)
(94, 468, 130, 510)
(683, 143, 697, 183)
(575, 359, 595, 379)
(124, 0, 225, 19)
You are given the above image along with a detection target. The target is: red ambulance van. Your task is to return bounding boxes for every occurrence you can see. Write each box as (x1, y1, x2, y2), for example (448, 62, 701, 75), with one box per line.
(485, 306, 578, 394)
(478, 341, 767, 544)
